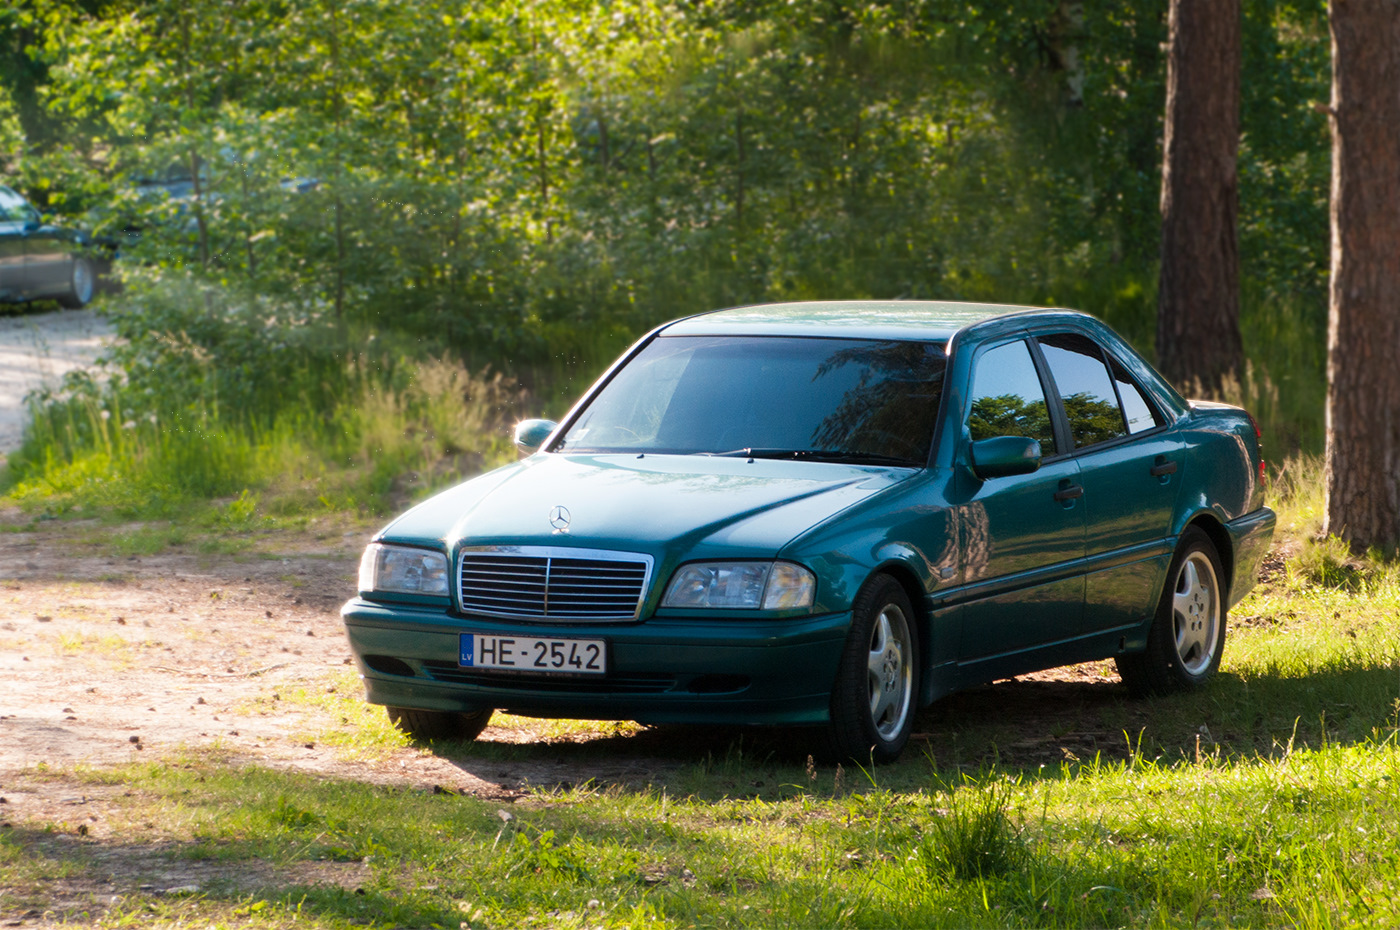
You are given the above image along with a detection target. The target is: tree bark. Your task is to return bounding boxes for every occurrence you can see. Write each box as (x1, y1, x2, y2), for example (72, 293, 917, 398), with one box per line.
(1047, 1, 1086, 109)
(1324, 0, 1400, 551)
(1156, 0, 1243, 395)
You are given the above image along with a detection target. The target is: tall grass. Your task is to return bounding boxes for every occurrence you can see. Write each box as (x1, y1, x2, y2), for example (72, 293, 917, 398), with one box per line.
(1, 272, 524, 519)
(5, 360, 520, 519)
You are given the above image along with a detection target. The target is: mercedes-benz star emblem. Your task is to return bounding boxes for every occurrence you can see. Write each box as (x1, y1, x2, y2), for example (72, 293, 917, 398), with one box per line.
(549, 505, 571, 531)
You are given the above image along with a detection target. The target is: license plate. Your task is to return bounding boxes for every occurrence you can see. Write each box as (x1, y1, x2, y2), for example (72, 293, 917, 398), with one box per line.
(460, 633, 607, 675)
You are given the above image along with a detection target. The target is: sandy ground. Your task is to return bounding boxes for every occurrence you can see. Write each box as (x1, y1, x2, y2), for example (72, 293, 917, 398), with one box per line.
(0, 309, 114, 456)
(0, 507, 1139, 787)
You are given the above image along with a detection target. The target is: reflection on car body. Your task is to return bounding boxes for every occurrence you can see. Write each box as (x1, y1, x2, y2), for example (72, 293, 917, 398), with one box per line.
(342, 301, 1275, 762)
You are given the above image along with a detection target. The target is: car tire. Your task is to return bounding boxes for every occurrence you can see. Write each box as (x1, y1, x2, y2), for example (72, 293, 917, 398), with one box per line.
(57, 257, 95, 309)
(823, 574, 919, 764)
(1116, 526, 1227, 696)
(386, 706, 493, 742)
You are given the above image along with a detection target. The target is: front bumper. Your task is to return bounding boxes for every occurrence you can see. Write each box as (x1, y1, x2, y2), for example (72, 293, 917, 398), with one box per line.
(340, 598, 852, 726)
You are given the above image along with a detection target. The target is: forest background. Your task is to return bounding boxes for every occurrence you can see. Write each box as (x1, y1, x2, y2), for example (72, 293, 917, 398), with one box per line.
(0, 0, 1329, 517)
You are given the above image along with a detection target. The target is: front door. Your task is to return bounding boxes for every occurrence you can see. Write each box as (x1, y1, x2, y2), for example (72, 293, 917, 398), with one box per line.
(0, 223, 24, 299)
(21, 207, 70, 296)
(954, 338, 1086, 670)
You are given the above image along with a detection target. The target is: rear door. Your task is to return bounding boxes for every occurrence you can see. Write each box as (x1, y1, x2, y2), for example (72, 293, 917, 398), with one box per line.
(1034, 332, 1182, 638)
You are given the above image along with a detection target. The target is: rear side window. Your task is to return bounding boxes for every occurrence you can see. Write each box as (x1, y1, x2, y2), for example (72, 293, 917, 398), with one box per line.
(967, 339, 1055, 456)
(1037, 333, 1129, 449)
(1108, 355, 1163, 434)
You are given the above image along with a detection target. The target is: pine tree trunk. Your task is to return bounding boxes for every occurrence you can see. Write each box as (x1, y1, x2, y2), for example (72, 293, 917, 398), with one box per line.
(1156, 0, 1243, 395)
(1324, 0, 1400, 551)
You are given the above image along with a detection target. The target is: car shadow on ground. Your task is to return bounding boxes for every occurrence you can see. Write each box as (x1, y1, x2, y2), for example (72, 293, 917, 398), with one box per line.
(411, 657, 1399, 799)
(406, 672, 1144, 798)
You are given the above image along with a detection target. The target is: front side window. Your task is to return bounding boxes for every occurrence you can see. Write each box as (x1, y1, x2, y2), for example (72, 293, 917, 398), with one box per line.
(0, 187, 28, 223)
(967, 339, 1055, 456)
(557, 335, 946, 465)
(1038, 333, 1129, 449)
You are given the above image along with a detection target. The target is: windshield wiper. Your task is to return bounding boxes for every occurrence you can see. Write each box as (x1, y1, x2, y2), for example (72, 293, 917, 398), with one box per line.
(701, 448, 922, 466)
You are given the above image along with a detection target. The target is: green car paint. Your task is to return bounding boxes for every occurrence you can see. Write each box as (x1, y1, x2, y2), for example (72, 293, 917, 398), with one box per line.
(342, 301, 1275, 761)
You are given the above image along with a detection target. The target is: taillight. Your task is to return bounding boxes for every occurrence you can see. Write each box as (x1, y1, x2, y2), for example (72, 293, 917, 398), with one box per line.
(1247, 413, 1266, 480)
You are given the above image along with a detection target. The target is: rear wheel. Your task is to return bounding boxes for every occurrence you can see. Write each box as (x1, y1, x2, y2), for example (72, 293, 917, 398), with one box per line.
(386, 706, 493, 742)
(823, 575, 919, 764)
(57, 257, 95, 309)
(1116, 526, 1226, 696)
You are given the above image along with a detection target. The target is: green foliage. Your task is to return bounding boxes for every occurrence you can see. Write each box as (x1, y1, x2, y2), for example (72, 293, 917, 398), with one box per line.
(1, 0, 1335, 508)
(13, 0, 1327, 352)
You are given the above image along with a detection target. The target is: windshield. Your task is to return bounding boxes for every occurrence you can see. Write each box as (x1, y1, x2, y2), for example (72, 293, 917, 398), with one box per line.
(556, 335, 947, 465)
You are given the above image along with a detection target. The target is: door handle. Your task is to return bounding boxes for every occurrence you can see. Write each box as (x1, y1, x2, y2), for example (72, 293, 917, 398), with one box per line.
(1150, 458, 1178, 477)
(1053, 483, 1084, 502)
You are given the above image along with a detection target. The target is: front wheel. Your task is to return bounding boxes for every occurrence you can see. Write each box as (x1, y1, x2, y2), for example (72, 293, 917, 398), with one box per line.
(387, 706, 493, 742)
(1116, 526, 1227, 696)
(57, 256, 95, 309)
(823, 575, 920, 764)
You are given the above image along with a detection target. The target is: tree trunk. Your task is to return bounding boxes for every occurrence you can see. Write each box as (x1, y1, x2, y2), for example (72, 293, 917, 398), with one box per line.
(1048, 1, 1086, 109)
(326, 0, 346, 322)
(1155, 0, 1243, 395)
(1324, 0, 1400, 551)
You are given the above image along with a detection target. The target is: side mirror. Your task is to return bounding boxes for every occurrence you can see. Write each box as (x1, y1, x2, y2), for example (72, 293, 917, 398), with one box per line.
(969, 436, 1042, 480)
(513, 419, 558, 458)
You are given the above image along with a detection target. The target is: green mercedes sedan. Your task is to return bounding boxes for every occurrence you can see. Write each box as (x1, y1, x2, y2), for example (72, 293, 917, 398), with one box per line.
(342, 301, 1275, 763)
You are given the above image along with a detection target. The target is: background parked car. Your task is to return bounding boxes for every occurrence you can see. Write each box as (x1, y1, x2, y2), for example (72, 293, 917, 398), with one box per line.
(0, 184, 108, 309)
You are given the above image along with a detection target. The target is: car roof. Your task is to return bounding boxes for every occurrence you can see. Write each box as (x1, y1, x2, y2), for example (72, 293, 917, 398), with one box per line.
(659, 300, 1083, 341)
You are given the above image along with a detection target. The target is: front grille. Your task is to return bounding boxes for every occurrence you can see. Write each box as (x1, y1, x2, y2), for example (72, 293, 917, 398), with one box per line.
(457, 547, 652, 622)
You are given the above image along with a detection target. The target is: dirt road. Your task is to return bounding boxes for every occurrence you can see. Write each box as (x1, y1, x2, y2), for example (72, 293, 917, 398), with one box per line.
(0, 309, 114, 456)
(0, 512, 717, 798)
(0, 507, 1133, 785)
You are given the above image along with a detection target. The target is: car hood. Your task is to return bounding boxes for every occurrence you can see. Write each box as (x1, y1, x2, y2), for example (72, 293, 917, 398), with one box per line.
(377, 453, 915, 558)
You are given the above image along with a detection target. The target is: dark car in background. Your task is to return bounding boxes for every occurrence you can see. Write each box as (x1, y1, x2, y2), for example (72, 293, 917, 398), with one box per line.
(0, 184, 103, 308)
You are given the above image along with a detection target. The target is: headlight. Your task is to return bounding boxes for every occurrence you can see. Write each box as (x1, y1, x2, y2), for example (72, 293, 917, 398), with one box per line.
(359, 543, 450, 596)
(662, 561, 816, 611)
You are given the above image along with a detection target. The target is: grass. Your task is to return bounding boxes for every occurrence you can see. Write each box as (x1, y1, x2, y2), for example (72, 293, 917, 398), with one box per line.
(4, 490, 1398, 928)
(5, 730, 1398, 928)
